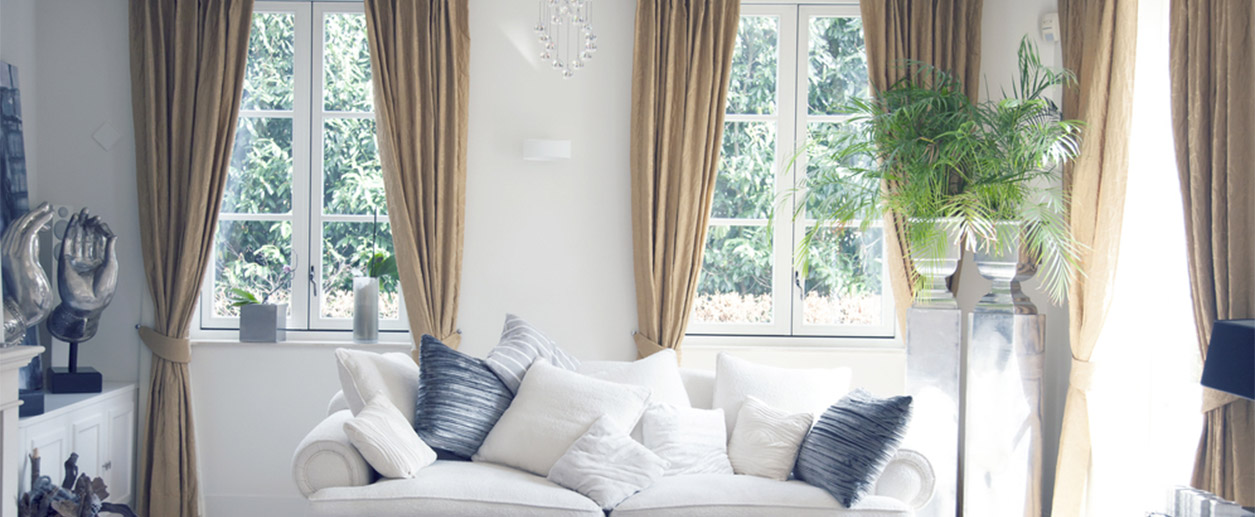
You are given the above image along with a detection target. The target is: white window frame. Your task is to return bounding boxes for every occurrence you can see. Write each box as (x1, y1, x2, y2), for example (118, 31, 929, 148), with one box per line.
(687, 2, 895, 339)
(199, 1, 407, 334)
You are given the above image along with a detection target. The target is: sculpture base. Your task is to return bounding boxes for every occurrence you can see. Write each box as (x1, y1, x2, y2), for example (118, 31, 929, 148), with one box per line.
(904, 305, 962, 517)
(48, 367, 102, 394)
(18, 389, 43, 417)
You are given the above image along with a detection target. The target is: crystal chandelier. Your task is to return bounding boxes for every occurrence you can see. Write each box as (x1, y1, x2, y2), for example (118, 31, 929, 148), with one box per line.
(534, 0, 598, 79)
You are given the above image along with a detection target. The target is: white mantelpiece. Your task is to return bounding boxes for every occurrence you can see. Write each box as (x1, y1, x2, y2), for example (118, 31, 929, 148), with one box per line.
(0, 345, 43, 517)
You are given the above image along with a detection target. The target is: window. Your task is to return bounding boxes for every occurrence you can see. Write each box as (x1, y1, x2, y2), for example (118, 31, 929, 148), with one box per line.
(200, 2, 404, 332)
(689, 4, 893, 338)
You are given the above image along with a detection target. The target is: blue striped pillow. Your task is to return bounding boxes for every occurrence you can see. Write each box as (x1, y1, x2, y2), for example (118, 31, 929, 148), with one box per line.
(414, 335, 514, 459)
(794, 389, 913, 507)
(484, 314, 580, 394)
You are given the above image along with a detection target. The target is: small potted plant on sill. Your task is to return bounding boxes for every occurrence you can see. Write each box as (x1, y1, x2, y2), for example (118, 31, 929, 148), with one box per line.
(228, 263, 295, 343)
(353, 213, 397, 343)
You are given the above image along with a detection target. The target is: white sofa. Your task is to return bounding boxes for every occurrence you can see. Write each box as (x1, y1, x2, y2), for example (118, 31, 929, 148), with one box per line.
(292, 366, 936, 516)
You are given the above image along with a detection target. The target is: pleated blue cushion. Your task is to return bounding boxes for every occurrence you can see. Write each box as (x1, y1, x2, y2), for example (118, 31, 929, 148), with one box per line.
(794, 389, 913, 507)
(414, 334, 514, 459)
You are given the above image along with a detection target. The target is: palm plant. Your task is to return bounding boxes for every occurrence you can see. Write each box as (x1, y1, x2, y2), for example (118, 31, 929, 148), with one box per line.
(795, 37, 1082, 303)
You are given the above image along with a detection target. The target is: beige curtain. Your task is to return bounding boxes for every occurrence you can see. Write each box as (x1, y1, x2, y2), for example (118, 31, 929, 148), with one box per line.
(629, 0, 740, 358)
(858, 0, 983, 331)
(128, 0, 253, 515)
(364, 0, 469, 356)
(1051, 1, 1138, 515)
(1170, 0, 1255, 505)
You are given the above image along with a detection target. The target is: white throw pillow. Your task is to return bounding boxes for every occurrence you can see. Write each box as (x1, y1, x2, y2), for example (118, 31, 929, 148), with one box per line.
(712, 353, 852, 435)
(335, 348, 421, 426)
(343, 394, 437, 479)
(578, 349, 691, 408)
(474, 360, 650, 476)
(727, 396, 814, 480)
(547, 415, 668, 511)
(640, 402, 733, 476)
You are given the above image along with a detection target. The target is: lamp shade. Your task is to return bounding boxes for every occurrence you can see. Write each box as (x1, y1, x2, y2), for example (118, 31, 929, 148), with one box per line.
(1200, 319, 1255, 400)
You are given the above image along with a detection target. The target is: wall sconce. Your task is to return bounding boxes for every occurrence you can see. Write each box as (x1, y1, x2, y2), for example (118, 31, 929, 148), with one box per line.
(523, 139, 571, 161)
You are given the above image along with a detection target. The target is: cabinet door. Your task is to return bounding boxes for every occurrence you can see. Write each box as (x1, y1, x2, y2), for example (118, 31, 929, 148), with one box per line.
(71, 412, 106, 482)
(22, 421, 70, 495)
(105, 401, 135, 503)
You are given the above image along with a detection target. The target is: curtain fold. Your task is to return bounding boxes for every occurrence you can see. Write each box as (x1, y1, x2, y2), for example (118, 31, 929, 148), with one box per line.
(1169, 0, 1255, 505)
(364, 0, 470, 355)
(629, 0, 740, 358)
(1051, 1, 1138, 515)
(128, 0, 254, 515)
(858, 0, 983, 331)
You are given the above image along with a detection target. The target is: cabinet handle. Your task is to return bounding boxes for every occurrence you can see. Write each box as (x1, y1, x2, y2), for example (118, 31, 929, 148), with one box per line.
(102, 461, 111, 471)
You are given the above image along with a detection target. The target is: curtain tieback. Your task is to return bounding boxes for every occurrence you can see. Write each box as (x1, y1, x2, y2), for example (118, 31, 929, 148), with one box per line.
(632, 332, 666, 359)
(139, 326, 191, 364)
(1069, 358, 1096, 393)
(1202, 386, 1242, 413)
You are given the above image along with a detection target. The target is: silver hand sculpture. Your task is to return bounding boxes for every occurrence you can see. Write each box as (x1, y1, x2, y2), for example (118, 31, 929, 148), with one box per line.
(2, 203, 55, 347)
(46, 208, 118, 344)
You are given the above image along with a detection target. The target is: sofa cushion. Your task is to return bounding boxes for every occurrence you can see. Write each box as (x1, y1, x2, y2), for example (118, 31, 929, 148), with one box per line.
(475, 360, 650, 476)
(485, 314, 580, 394)
(712, 353, 852, 434)
(578, 349, 691, 408)
(640, 403, 733, 476)
(344, 394, 437, 479)
(308, 461, 603, 516)
(795, 390, 913, 507)
(547, 416, 668, 511)
(727, 396, 812, 481)
(414, 335, 514, 459)
(335, 348, 420, 426)
(610, 474, 911, 517)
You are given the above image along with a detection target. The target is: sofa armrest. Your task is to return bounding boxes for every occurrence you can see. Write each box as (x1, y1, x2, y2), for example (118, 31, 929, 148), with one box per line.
(874, 448, 935, 510)
(327, 390, 349, 415)
(292, 410, 376, 497)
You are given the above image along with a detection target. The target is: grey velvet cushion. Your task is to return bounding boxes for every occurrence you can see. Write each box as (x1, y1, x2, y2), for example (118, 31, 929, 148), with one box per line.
(794, 389, 913, 507)
(484, 314, 580, 393)
(414, 335, 514, 459)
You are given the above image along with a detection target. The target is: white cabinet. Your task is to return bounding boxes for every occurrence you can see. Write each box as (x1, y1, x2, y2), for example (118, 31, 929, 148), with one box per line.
(16, 383, 137, 505)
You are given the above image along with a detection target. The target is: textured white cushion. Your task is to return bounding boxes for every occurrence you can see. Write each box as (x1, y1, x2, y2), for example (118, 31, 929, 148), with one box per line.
(727, 396, 813, 481)
(343, 394, 437, 479)
(578, 349, 691, 408)
(640, 402, 733, 476)
(484, 314, 581, 394)
(308, 460, 604, 516)
(713, 353, 852, 434)
(335, 348, 421, 426)
(547, 416, 668, 510)
(611, 474, 912, 517)
(474, 360, 650, 476)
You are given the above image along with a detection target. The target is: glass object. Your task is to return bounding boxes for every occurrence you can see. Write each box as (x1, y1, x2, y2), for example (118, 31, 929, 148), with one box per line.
(712, 122, 777, 219)
(322, 117, 385, 215)
(213, 219, 294, 317)
(692, 225, 773, 324)
(323, 12, 373, 112)
(808, 16, 868, 115)
(801, 226, 883, 326)
(533, 1, 598, 79)
(225, 117, 293, 214)
(726, 15, 778, 115)
(321, 221, 399, 320)
(242, 11, 295, 111)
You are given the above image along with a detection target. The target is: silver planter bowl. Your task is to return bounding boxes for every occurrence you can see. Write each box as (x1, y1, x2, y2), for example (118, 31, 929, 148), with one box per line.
(974, 220, 1037, 314)
(908, 218, 962, 309)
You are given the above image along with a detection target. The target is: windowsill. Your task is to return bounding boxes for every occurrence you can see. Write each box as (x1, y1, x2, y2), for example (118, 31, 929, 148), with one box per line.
(682, 333, 902, 350)
(190, 328, 413, 349)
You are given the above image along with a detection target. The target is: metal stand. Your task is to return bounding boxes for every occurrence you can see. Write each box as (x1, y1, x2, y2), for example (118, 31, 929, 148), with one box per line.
(904, 306, 963, 517)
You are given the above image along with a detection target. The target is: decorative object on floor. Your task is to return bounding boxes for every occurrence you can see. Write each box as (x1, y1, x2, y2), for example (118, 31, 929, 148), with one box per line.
(547, 415, 667, 511)
(794, 390, 913, 508)
(343, 394, 436, 479)
(18, 451, 135, 517)
(484, 314, 580, 394)
(46, 209, 117, 394)
(1200, 320, 1254, 400)
(228, 264, 293, 343)
(902, 302, 961, 517)
(352, 212, 395, 344)
(414, 335, 514, 459)
(727, 396, 812, 481)
(639, 402, 732, 476)
(533, 0, 597, 79)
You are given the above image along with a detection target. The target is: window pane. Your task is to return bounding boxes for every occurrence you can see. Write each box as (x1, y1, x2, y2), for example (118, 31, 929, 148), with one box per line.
(320, 221, 400, 320)
(225, 117, 293, 214)
(323, 117, 386, 215)
(213, 220, 294, 318)
(726, 15, 778, 115)
(802, 226, 883, 326)
(803, 121, 871, 217)
(808, 16, 868, 115)
(243, 12, 295, 111)
(693, 225, 773, 324)
(712, 122, 776, 219)
(323, 13, 373, 112)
